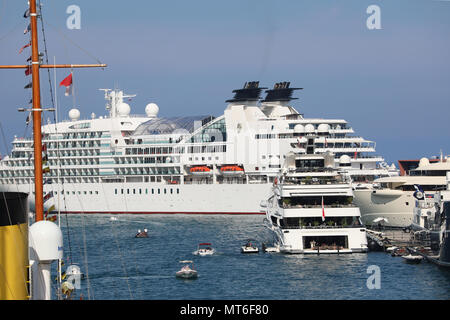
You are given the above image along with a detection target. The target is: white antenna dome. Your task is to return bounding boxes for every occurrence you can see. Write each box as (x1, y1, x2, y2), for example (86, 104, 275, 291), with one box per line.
(317, 123, 330, 133)
(145, 103, 159, 118)
(293, 124, 305, 134)
(29, 221, 63, 262)
(305, 124, 315, 134)
(68, 108, 80, 121)
(91, 112, 96, 119)
(116, 102, 131, 117)
(339, 154, 351, 165)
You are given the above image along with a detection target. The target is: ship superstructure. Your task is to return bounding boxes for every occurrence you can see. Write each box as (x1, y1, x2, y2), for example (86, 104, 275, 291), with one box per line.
(0, 82, 397, 214)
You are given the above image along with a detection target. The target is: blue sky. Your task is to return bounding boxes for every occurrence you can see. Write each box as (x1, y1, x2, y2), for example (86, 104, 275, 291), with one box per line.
(0, 0, 449, 164)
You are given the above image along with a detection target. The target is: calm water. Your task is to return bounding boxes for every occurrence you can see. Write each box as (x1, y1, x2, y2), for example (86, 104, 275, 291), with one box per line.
(52, 214, 450, 300)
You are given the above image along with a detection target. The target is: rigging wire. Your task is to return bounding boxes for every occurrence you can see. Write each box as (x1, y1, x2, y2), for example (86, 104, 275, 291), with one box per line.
(37, 0, 55, 109)
(42, 21, 105, 66)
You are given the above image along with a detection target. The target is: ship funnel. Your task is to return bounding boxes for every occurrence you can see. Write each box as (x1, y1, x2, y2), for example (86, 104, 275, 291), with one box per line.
(262, 82, 302, 104)
(0, 192, 29, 300)
(226, 81, 267, 103)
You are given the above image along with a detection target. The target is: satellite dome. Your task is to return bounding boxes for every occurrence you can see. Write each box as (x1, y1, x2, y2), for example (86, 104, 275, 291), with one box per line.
(145, 103, 159, 118)
(29, 221, 63, 261)
(339, 155, 351, 165)
(419, 157, 430, 167)
(305, 124, 315, 134)
(116, 102, 131, 117)
(317, 123, 330, 133)
(293, 124, 305, 134)
(68, 108, 80, 121)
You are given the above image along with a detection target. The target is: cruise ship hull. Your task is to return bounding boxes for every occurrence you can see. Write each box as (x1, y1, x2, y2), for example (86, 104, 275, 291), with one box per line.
(353, 189, 413, 228)
(3, 182, 271, 215)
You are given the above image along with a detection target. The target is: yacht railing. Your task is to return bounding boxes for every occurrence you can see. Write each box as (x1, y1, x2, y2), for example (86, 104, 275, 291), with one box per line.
(281, 203, 357, 209)
(281, 224, 364, 230)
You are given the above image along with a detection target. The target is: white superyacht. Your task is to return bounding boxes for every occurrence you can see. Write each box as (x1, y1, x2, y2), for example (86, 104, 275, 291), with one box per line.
(354, 156, 450, 228)
(0, 81, 396, 215)
(263, 150, 368, 254)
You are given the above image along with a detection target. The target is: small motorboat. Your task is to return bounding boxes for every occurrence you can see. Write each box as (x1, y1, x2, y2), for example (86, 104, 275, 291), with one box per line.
(391, 247, 407, 257)
(385, 246, 398, 253)
(241, 239, 259, 254)
(402, 254, 423, 264)
(193, 243, 215, 256)
(176, 260, 198, 279)
(135, 229, 149, 238)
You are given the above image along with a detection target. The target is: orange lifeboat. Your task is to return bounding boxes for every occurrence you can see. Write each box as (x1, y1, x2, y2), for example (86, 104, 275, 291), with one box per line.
(189, 166, 212, 175)
(220, 165, 244, 175)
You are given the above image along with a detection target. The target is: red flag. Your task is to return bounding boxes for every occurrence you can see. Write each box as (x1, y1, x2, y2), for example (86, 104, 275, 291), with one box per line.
(321, 196, 325, 222)
(25, 66, 31, 76)
(19, 42, 31, 54)
(60, 73, 73, 96)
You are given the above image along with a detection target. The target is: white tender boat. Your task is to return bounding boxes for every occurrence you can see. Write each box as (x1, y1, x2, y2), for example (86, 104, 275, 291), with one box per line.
(175, 261, 198, 279)
(241, 239, 259, 253)
(193, 243, 215, 256)
(402, 254, 423, 264)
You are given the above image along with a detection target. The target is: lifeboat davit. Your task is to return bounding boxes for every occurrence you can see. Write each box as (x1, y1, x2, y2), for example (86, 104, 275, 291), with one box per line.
(189, 166, 212, 175)
(220, 165, 244, 176)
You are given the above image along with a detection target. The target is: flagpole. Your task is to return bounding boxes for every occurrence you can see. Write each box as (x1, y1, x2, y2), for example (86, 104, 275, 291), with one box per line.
(30, 0, 44, 222)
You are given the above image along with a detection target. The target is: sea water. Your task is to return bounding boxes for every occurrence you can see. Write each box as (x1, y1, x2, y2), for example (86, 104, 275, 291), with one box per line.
(53, 214, 450, 300)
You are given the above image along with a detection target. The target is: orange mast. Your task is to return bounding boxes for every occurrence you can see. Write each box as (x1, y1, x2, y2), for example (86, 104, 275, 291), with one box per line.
(0, 0, 106, 222)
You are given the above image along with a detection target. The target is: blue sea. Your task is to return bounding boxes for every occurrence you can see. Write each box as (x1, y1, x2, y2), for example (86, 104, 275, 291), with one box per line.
(52, 214, 450, 300)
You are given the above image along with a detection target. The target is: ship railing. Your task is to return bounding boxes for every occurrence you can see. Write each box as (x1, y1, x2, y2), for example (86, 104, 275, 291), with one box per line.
(282, 180, 344, 185)
(281, 204, 357, 209)
(281, 224, 363, 230)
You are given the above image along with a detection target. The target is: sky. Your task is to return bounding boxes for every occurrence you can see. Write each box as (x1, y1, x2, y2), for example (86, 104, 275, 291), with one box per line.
(0, 0, 449, 164)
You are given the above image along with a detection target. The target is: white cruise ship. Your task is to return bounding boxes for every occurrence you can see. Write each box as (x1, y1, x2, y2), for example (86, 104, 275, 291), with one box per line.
(0, 81, 397, 215)
(263, 151, 368, 254)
